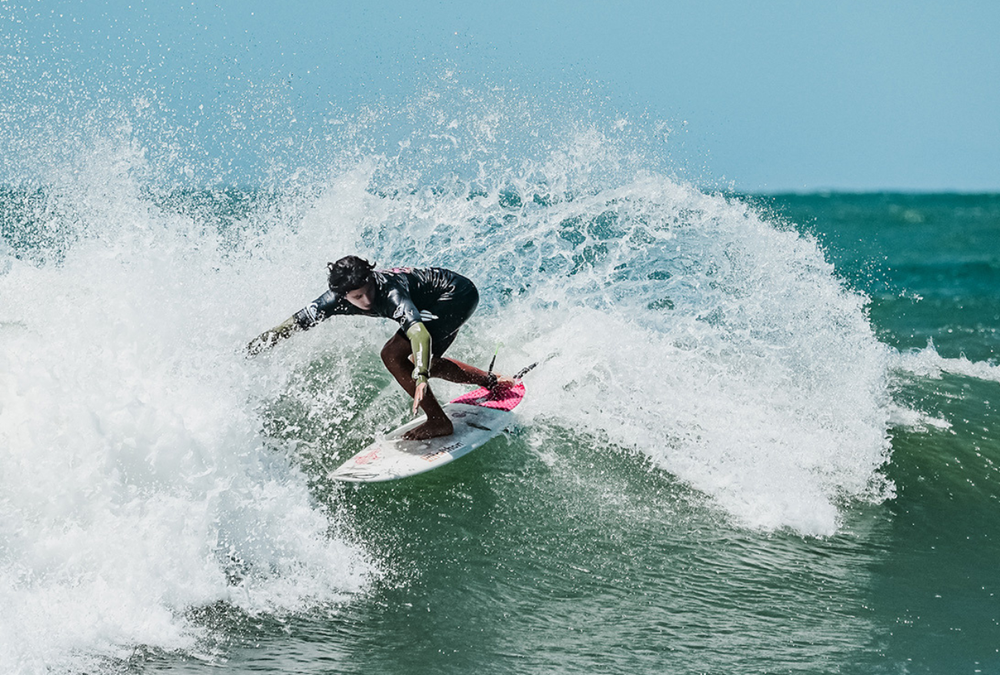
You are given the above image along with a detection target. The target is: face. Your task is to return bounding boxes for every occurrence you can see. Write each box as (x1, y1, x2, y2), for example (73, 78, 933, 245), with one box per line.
(344, 281, 375, 311)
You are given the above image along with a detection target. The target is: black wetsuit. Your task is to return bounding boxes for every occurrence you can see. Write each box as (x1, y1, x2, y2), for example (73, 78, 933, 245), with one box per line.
(292, 267, 479, 356)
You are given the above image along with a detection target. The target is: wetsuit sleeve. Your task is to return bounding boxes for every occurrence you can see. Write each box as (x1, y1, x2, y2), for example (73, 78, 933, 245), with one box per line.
(382, 282, 431, 381)
(405, 323, 432, 382)
(292, 290, 357, 329)
(384, 286, 423, 333)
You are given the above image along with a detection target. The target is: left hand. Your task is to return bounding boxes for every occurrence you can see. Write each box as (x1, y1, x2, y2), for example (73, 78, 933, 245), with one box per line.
(413, 381, 428, 415)
(493, 375, 517, 391)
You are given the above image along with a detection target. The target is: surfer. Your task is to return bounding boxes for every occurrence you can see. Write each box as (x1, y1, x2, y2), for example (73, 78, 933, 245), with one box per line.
(248, 256, 512, 440)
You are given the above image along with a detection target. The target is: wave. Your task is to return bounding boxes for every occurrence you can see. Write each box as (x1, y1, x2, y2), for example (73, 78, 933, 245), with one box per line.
(344, 164, 896, 536)
(0, 158, 371, 672)
(0, 76, 899, 670)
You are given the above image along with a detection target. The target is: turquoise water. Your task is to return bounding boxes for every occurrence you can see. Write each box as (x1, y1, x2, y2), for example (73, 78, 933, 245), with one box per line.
(2, 83, 1000, 673)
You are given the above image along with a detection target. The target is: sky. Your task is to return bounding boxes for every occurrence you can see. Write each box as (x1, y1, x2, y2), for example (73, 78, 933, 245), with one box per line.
(3, 0, 999, 192)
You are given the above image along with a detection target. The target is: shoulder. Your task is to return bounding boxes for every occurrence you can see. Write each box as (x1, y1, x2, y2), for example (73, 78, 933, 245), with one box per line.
(374, 269, 407, 293)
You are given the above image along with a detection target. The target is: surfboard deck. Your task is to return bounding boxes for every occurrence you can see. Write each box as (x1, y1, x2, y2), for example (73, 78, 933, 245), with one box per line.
(329, 382, 525, 483)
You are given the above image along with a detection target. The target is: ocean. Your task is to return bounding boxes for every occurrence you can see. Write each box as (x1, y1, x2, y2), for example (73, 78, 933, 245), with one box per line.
(1, 91, 999, 674)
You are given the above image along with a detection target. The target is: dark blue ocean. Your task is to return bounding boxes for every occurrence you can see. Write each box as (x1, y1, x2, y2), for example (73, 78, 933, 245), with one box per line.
(1, 57, 999, 674)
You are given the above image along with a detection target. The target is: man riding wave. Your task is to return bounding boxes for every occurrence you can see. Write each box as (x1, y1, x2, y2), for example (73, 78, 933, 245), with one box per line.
(248, 256, 512, 440)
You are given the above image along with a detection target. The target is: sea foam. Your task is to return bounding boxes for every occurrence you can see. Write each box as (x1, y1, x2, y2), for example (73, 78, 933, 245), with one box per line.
(0, 139, 371, 674)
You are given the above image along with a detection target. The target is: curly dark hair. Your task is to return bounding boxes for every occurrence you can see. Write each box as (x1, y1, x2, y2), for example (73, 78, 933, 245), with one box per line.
(327, 256, 376, 294)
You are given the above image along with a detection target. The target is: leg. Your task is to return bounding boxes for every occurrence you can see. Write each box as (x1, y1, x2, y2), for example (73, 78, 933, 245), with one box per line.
(429, 357, 494, 387)
(380, 333, 454, 440)
(426, 327, 513, 390)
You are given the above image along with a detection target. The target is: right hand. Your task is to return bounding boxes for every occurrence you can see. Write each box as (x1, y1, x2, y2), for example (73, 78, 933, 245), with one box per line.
(246, 318, 298, 357)
(246, 332, 274, 357)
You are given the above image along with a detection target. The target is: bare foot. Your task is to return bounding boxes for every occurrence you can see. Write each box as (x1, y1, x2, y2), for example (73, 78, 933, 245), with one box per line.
(403, 416, 454, 440)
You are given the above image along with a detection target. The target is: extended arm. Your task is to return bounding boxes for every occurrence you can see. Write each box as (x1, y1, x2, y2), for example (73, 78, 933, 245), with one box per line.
(247, 290, 348, 356)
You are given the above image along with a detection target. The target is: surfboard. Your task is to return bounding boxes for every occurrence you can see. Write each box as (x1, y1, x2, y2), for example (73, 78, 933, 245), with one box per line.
(329, 382, 526, 482)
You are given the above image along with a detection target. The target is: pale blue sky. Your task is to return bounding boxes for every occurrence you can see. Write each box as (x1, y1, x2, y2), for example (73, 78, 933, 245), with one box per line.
(5, 0, 999, 191)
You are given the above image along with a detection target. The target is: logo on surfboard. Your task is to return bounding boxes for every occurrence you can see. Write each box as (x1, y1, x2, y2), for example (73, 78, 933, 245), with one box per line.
(353, 449, 381, 465)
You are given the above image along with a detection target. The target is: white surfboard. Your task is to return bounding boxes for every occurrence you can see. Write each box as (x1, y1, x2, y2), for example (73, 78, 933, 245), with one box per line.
(329, 382, 526, 483)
